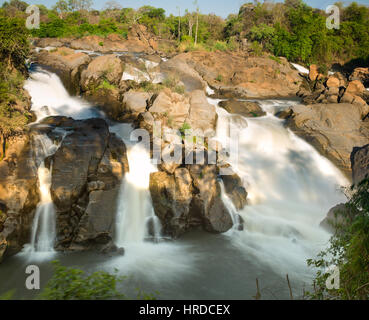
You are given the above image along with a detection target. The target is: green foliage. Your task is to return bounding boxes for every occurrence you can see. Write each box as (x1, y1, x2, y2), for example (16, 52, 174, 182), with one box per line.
(0, 15, 29, 71)
(306, 179, 369, 300)
(39, 260, 157, 300)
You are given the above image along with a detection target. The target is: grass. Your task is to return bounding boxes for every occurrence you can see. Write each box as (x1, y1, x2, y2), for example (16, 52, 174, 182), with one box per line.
(269, 55, 282, 64)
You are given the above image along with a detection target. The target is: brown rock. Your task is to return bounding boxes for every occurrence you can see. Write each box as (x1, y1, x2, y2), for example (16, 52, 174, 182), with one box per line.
(346, 80, 365, 95)
(326, 76, 340, 88)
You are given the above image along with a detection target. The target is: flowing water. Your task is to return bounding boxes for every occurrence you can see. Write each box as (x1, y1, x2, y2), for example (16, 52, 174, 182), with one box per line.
(27, 135, 58, 254)
(0, 66, 349, 299)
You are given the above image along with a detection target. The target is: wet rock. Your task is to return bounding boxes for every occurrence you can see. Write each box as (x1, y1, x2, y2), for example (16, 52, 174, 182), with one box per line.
(219, 99, 266, 117)
(351, 144, 369, 185)
(286, 103, 369, 177)
(0, 134, 40, 262)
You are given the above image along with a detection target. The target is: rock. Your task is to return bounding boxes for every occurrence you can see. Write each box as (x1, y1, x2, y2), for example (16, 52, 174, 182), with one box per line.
(33, 38, 64, 48)
(80, 54, 124, 91)
(188, 164, 233, 233)
(46, 117, 128, 249)
(0, 134, 39, 262)
(349, 67, 369, 87)
(346, 80, 365, 95)
(51, 119, 110, 211)
(188, 90, 217, 133)
(70, 35, 128, 53)
(122, 90, 151, 120)
(351, 144, 369, 185)
(150, 165, 234, 237)
(73, 188, 120, 246)
(34, 47, 91, 95)
(218, 99, 266, 117)
(320, 203, 351, 233)
(309, 64, 320, 81)
(149, 88, 191, 129)
(149, 169, 193, 238)
(220, 173, 248, 210)
(287, 103, 369, 177)
(162, 51, 302, 98)
(326, 76, 340, 88)
(160, 56, 207, 92)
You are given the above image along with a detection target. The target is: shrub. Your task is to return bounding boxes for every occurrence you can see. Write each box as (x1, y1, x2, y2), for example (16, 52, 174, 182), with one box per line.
(306, 179, 369, 300)
(38, 260, 158, 300)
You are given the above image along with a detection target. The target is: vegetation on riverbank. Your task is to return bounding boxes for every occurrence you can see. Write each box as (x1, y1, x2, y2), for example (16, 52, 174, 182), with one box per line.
(307, 179, 369, 300)
(0, 13, 32, 153)
(1, 0, 368, 67)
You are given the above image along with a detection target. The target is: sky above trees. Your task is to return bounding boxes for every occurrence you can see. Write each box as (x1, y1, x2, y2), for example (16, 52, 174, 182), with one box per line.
(0, 0, 368, 18)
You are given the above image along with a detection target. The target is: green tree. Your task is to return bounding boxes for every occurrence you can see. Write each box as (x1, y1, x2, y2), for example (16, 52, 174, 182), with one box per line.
(307, 179, 369, 300)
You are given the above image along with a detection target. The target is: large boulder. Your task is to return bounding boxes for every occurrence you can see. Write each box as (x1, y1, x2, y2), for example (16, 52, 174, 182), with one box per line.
(320, 203, 351, 233)
(41, 117, 129, 250)
(80, 54, 124, 91)
(349, 67, 369, 87)
(189, 164, 233, 233)
(149, 88, 191, 129)
(0, 134, 39, 262)
(187, 90, 217, 133)
(34, 47, 91, 95)
(149, 169, 194, 238)
(150, 165, 234, 237)
(286, 103, 369, 177)
(70, 34, 128, 53)
(122, 90, 152, 120)
(351, 144, 369, 185)
(219, 99, 266, 117)
(80, 55, 125, 120)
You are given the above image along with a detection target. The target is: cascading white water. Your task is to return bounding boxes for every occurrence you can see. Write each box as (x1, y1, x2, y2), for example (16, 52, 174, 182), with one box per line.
(24, 67, 103, 120)
(29, 135, 58, 253)
(110, 124, 161, 246)
(210, 98, 349, 281)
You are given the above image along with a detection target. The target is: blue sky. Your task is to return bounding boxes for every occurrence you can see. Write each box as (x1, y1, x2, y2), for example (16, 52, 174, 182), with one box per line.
(1, 0, 368, 18)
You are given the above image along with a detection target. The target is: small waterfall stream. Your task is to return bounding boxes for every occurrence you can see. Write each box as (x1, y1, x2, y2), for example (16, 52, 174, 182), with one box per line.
(29, 135, 57, 253)
(110, 123, 162, 246)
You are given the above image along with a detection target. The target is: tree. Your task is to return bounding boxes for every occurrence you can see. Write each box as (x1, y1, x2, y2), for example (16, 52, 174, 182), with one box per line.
(104, 0, 122, 11)
(194, 0, 199, 45)
(307, 179, 369, 300)
(177, 6, 181, 41)
(53, 0, 69, 18)
(68, 0, 93, 12)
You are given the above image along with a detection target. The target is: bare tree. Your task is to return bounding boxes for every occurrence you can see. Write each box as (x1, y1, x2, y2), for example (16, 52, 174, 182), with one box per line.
(194, 0, 199, 45)
(104, 0, 122, 10)
(177, 6, 181, 41)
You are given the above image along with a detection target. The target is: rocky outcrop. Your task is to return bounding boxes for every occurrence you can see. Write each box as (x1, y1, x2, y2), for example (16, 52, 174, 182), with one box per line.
(79, 54, 125, 120)
(39, 117, 129, 251)
(349, 67, 369, 87)
(34, 47, 91, 95)
(0, 133, 39, 262)
(320, 203, 352, 233)
(162, 51, 302, 98)
(286, 103, 369, 177)
(297, 68, 369, 111)
(351, 144, 369, 185)
(219, 99, 266, 117)
(150, 164, 234, 238)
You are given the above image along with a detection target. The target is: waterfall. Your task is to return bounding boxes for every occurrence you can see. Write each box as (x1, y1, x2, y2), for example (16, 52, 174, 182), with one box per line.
(110, 124, 162, 246)
(210, 98, 348, 280)
(24, 66, 103, 120)
(29, 135, 57, 253)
